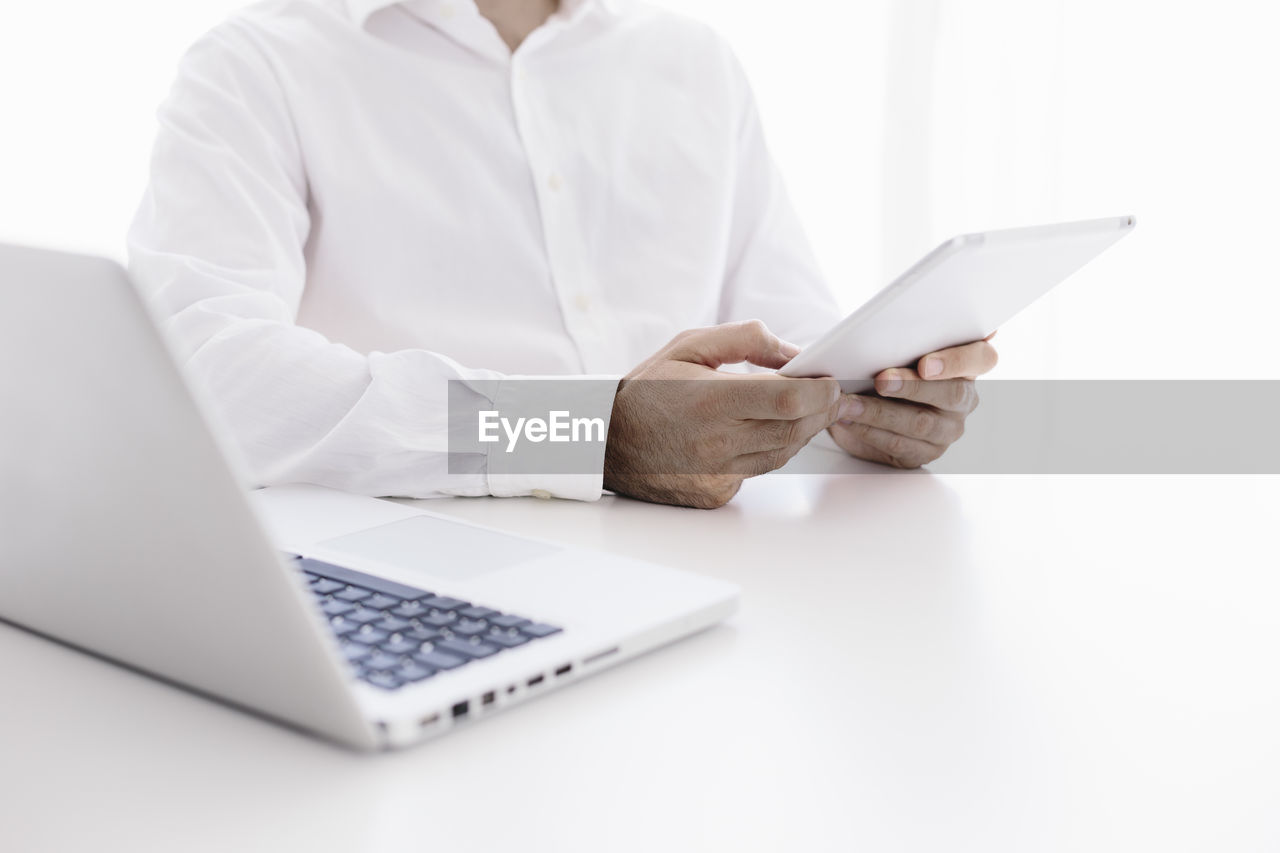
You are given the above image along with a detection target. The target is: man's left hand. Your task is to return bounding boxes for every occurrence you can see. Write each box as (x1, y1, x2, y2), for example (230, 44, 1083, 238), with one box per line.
(828, 337, 998, 468)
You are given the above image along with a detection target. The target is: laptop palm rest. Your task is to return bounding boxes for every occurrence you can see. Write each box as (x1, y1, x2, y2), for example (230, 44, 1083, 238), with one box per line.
(317, 516, 561, 581)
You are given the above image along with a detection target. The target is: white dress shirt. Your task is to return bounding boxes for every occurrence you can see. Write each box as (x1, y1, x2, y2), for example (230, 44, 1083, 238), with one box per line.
(128, 0, 840, 500)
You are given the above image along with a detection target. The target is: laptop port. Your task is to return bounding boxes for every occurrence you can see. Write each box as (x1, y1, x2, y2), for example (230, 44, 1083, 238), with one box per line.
(554, 663, 572, 677)
(482, 690, 496, 706)
(527, 674, 545, 687)
(419, 713, 440, 728)
(451, 700, 469, 719)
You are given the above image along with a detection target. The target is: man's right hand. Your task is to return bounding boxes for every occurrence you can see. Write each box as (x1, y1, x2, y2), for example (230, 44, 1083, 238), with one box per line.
(603, 320, 841, 509)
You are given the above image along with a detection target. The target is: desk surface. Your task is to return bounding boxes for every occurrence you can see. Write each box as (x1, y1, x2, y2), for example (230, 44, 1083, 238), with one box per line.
(3, 444, 1279, 853)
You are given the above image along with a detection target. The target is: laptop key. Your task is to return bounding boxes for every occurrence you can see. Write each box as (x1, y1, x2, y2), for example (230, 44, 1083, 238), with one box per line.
(376, 616, 413, 633)
(329, 617, 360, 636)
(381, 636, 419, 655)
(310, 578, 344, 595)
(421, 595, 469, 611)
(351, 626, 389, 645)
(392, 600, 428, 618)
(341, 642, 372, 662)
(489, 614, 530, 629)
(519, 623, 562, 638)
(420, 611, 458, 628)
(414, 649, 466, 670)
(484, 631, 530, 649)
(335, 586, 372, 602)
(347, 608, 384, 624)
(321, 600, 356, 617)
(406, 626, 444, 643)
(434, 637, 499, 659)
(365, 593, 401, 610)
(451, 619, 489, 637)
(457, 606, 498, 620)
(299, 558, 433, 601)
(397, 662, 436, 682)
(365, 651, 403, 671)
(364, 671, 402, 691)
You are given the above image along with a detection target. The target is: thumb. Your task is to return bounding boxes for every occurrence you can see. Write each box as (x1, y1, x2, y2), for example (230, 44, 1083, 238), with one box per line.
(666, 320, 800, 370)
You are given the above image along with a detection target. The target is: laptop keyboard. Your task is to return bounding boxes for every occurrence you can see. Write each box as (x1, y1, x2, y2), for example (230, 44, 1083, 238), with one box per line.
(296, 557, 562, 691)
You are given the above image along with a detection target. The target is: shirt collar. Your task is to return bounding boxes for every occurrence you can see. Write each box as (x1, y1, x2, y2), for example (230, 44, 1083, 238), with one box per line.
(345, 0, 620, 30)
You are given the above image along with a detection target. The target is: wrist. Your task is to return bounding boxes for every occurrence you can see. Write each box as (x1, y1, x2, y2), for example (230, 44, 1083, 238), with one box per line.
(602, 378, 627, 494)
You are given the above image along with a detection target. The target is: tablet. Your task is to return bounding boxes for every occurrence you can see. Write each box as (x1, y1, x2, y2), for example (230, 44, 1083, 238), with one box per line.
(779, 215, 1136, 392)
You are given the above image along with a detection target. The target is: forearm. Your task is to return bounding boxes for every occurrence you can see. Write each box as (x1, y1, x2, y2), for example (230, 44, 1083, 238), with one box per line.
(155, 295, 616, 500)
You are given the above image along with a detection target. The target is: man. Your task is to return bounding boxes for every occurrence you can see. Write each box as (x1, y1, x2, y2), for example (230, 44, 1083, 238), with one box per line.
(129, 0, 996, 508)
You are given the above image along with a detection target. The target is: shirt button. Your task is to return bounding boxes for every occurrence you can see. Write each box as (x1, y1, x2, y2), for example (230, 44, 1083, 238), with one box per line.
(547, 172, 563, 192)
(531, 489, 552, 500)
(574, 292, 592, 312)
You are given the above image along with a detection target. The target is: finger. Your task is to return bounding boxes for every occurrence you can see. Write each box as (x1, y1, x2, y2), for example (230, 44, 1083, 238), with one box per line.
(665, 319, 801, 370)
(727, 443, 808, 478)
(741, 407, 838, 453)
(829, 421, 943, 469)
(915, 339, 998, 380)
(871, 371, 978, 414)
(721, 374, 841, 420)
(835, 392, 964, 444)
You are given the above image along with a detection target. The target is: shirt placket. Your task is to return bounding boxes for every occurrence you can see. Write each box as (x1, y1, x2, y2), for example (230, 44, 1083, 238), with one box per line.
(508, 35, 608, 374)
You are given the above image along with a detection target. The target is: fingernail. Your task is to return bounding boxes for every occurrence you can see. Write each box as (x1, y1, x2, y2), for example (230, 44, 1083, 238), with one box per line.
(880, 374, 903, 394)
(838, 396, 864, 421)
(921, 358, 942, 378)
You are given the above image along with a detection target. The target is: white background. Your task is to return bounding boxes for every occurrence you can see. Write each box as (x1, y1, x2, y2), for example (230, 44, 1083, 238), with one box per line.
(2, 0, 1277, 379)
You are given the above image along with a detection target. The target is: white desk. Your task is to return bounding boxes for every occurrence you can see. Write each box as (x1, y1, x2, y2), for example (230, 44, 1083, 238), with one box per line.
(3, 444, 1279, 853)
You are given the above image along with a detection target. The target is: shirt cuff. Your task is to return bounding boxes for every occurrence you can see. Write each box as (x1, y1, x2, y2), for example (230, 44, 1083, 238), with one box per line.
(483, 375, 620, 501)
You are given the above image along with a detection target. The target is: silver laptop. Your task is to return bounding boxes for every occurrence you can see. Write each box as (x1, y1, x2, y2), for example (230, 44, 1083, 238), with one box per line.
(0, 243, 739, 750)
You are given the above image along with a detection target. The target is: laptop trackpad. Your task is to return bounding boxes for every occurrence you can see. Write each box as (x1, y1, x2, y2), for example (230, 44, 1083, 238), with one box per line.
(317, 515, 560, 581)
